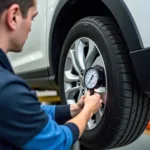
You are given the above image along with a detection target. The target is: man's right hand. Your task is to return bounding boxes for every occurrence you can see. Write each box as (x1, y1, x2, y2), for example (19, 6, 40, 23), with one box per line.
(84, 91, 103, 118)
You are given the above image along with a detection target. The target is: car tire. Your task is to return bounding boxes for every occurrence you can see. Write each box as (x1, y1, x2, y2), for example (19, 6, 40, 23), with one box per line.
(58, 16, 150, 150)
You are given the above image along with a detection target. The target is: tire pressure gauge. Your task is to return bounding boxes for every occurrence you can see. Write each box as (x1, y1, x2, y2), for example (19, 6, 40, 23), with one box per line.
(84, 65, 105, 95)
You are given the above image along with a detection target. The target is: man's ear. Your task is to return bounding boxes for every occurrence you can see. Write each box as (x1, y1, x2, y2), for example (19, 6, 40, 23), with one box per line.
(6, 4, 21, 30)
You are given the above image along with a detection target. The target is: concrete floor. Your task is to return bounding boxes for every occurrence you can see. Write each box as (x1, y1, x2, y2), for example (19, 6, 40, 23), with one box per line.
(72, 133, 150, 150)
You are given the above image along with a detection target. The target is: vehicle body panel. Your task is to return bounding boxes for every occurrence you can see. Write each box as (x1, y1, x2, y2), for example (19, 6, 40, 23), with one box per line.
(7, 0, 48, 74)
(130, 47, 150, 95)
(46, 0, 61, 69)
(123, 0, 150, 48)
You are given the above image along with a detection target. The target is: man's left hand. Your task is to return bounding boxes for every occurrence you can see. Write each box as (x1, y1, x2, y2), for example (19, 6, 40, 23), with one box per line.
(70, 95, 85, 118)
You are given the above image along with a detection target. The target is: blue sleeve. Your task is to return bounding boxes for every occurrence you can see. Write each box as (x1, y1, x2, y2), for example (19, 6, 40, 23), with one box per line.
(23, 116, 79, 150)
(41, 105, 56, 120)
(41, 105, 72, 124)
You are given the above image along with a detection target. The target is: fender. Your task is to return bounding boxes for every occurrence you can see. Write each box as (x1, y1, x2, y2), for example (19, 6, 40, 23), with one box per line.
(48, 0, 71, 77)
(48, 0, 144, 77)
(102, 0, 143, 51)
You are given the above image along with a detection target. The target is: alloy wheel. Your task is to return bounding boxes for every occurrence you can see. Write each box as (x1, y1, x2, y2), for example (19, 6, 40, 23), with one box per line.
(64, 37, 107, 130)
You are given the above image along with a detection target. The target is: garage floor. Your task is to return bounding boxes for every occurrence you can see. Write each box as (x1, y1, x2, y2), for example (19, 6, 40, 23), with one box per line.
(71, 133, 150, 150)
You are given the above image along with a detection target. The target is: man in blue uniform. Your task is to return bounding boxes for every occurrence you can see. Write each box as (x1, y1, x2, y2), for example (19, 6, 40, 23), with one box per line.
(0, 0, 102, 150)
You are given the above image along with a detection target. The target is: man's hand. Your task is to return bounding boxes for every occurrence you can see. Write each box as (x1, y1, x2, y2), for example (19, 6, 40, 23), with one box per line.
(67, 91, 103, 138)
(70, 95, 85, 118)
(77, 95, 85, 109)
(83, 91, 102, 117)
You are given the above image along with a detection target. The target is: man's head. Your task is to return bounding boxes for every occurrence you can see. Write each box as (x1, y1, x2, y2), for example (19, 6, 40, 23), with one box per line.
(0, 0, 38, 53)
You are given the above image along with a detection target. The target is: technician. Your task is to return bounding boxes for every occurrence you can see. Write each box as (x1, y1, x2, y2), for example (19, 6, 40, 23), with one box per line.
(0, 0, 103, 150)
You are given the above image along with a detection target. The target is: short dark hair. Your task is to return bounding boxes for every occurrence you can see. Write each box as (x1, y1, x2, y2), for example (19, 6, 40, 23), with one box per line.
(0, 0, 34, 18)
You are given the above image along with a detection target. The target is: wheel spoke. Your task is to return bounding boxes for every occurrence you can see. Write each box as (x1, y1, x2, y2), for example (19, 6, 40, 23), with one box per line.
(96, 87, 106, 93)
(101, 93, 107, 105)
(68, 50, 81, 75)
(75, 40, 86, 71)
(87, 119, 95, 130)
(77, 89, 83, 102)
(96, 111, 102, 125)
(65, 86, 80, 99)
(64, 82, 72, 92)
(85, 40, 98, 69)
(95, 87, 107, 104)
(64, 71, 79, 82)
(92, 55, 105, 68)
(67, 99, 76, 105)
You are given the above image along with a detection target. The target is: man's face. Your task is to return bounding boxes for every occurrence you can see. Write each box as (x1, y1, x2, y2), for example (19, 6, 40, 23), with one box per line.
(8, 0, 38, 52)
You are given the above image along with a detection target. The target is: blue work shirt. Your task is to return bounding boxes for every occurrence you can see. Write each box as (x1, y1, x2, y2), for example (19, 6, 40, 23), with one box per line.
(0, 49, 79, 150)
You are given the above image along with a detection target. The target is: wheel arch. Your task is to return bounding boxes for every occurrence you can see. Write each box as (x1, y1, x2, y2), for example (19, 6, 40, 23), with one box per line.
(48, 0, 143, 83)
(102, 0, 144, 51)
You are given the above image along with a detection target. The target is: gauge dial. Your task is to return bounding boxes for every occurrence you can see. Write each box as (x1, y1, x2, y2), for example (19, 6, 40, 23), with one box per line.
(84, 68, 99, 89)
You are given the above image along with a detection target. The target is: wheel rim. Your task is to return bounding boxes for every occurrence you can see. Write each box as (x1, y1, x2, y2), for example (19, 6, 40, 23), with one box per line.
(64, 37, 107, 130)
